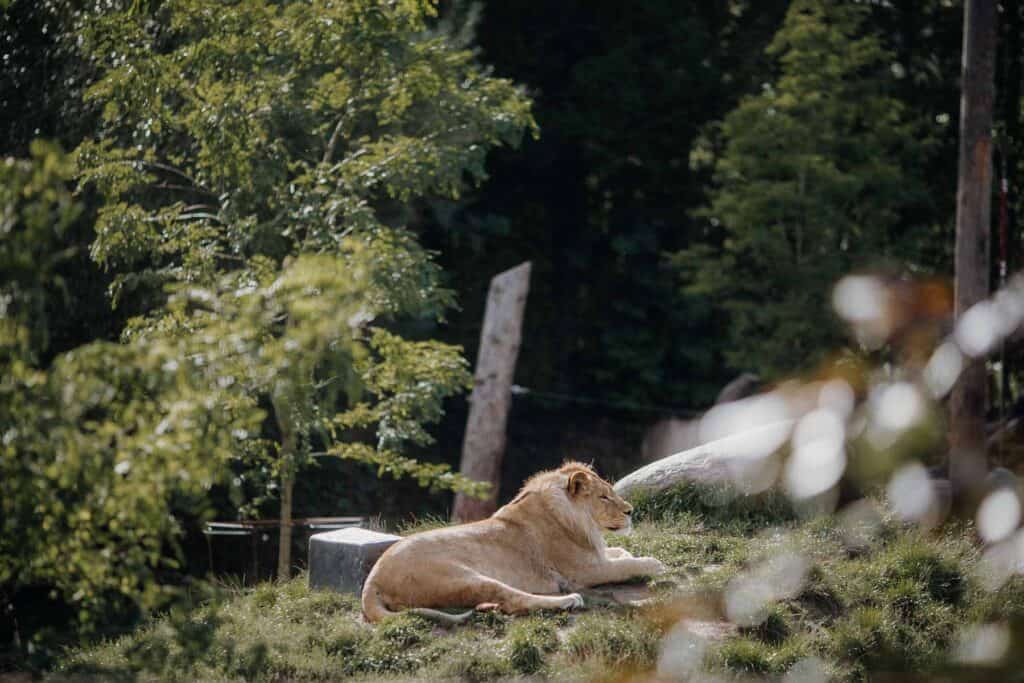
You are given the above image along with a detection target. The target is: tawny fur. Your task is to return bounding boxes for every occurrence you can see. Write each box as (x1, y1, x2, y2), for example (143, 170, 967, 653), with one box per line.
(362, 462, 666, 623)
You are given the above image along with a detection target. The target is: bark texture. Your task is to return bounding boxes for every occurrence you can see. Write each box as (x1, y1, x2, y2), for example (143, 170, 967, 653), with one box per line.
(950, 0, 996, 494)
(452, 262, 532, 522)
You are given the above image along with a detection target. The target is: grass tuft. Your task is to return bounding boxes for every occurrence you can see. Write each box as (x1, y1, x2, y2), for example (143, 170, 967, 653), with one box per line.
(740, 605, 791, 645)
(506, 617, 559, 674)
(715, 636, 773, 674)
(563, 613, 659, 669)
(376, 613, 433, 648)
(631, 481, 796, 529)
(879, 540, 966, 605)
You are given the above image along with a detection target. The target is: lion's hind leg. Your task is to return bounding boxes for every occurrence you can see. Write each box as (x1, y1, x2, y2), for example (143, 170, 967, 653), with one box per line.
(467, 576, 584, 615)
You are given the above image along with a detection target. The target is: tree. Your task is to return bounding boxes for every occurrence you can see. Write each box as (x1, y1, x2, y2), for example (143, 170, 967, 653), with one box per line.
(73, 0, 533, 575)
(675, 0, 933, 379)
(949, 0, 996, 493)
(0, 3, 536, 646)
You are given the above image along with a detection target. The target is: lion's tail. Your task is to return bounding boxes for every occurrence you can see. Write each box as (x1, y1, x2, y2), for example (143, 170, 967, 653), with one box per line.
(407, 607, 475, 626)
(362, 578, 473, 626)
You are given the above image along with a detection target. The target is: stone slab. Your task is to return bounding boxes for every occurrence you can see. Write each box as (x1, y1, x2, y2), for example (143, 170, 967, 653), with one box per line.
(308, 527, 401, 594)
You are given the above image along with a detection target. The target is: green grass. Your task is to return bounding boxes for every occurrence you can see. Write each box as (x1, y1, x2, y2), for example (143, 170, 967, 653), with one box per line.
(51, 483, 1024, 682)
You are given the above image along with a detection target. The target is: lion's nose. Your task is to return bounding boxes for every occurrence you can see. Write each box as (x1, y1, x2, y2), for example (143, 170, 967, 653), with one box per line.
(624, 503, 633, 515)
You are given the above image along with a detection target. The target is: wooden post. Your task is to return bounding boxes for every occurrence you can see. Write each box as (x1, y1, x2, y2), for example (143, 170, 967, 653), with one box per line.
(273, 393, 298, 579)
(452, 262, 532, 522)
(949, 0, 996, 495)
(1000, 0, 1021, 419)
(277, 469, 295, 579)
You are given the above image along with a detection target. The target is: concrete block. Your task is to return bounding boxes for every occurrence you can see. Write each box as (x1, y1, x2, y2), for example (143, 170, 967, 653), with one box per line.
(308, 527, 401, 594)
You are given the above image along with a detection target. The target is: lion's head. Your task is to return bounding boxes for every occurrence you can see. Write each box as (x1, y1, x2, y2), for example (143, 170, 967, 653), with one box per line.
(562, 463, 634, 534)
(512, 462, 634, 545)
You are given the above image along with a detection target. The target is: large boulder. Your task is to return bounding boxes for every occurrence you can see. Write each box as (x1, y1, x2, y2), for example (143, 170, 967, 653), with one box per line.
(615, 421, 794, 500)
(640, 418, 700, 464)
(715, 373, 762, 405)
(308, 527, 401, 594)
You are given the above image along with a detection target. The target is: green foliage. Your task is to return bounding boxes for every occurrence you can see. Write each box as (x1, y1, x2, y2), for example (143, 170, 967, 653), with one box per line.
(1, 338, 263, 616)
(675, 0, 934, 378)
(75, 0, 534, 294)
(0, 147, 255, 646)
(0, 141, 82, 362)
(3, 0, 532, 656)
(70, 0, 533, 513)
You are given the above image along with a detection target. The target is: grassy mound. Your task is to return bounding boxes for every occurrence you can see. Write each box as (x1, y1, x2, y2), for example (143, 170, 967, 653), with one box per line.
(53, 484, 1024, 681)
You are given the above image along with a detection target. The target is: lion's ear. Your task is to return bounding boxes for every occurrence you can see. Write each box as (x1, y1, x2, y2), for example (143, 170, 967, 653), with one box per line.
(567, 470, 590, 497)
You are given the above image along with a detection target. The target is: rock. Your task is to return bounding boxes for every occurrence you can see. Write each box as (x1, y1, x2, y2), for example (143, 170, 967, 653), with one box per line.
(308, 527, 401, 594)
(615, 421, 794, 500)
(640, 418, 700, 464)
(715, 373, 762, 405)
(985, 467, 1020, 494)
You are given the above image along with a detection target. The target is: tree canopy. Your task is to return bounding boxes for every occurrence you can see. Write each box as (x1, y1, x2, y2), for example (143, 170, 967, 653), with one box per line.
(674, 0, 938, 378)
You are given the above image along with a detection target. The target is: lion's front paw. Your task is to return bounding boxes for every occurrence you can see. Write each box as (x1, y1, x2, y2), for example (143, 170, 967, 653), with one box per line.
(606, 547, 634, 560)
(561, 593, 585, 610)
(639, 557, 668, 575)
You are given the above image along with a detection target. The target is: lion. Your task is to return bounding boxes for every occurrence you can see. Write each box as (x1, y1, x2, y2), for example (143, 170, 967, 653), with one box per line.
(361, 462, 666, 624)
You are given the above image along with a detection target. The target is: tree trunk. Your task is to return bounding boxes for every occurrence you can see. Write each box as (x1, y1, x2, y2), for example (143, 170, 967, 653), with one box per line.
(1000, 0, 1021, 414)
(275, 399, 298, 579)
(949, 0, 997, 495)
(452, 262, 531, 522)
(277, 467, 295, 580)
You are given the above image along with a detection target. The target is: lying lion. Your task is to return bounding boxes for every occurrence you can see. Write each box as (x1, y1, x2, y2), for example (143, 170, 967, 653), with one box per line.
(362, 462, 666, 624)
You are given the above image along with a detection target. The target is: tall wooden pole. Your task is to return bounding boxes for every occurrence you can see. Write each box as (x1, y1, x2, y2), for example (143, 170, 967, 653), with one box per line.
(950, 0, 997, 494)
(1000, 0, 1021, 417)
(452, 262, 531, 522)
(272, 390, 298, 580)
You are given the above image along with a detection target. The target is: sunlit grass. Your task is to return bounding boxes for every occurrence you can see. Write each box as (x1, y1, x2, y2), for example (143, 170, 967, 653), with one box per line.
(51, 483, 1024, 682)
